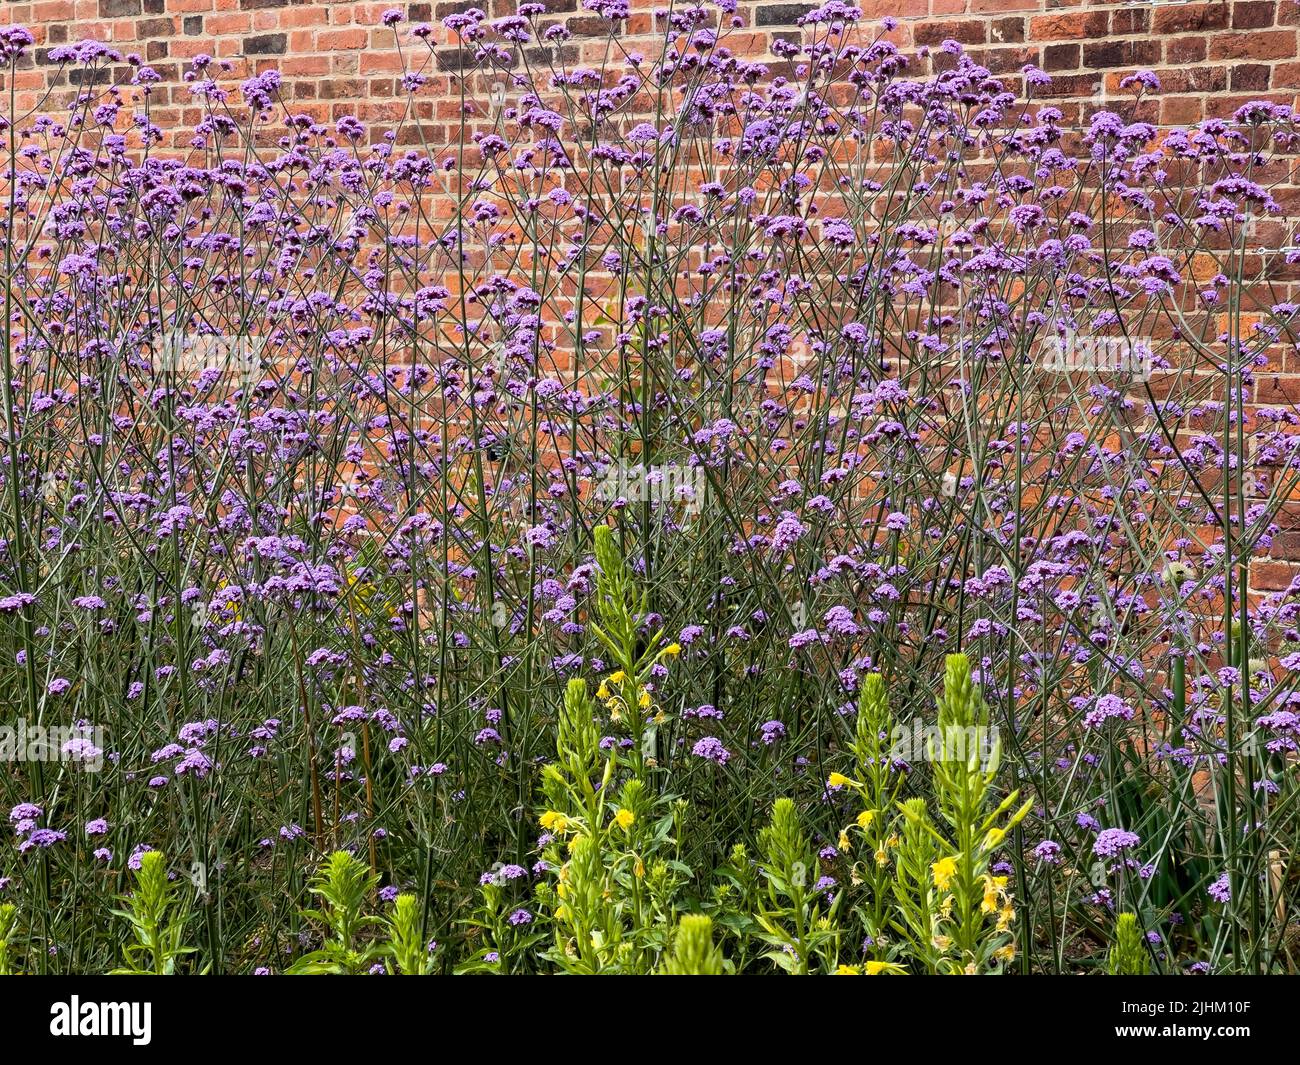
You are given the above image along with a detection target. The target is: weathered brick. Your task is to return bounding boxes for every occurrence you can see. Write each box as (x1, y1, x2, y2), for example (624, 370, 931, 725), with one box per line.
(1042, 43, 1079, 71)
(991, 16, 1024, 43)
(139, 17, 174, 39)
(1083, 38, 1161, 70)
(1029, 12, 1109, 39)
(1251, 562, 1300, 591)
(1231, 62, 1271, 90)
(98, 0, 140, 14)
(1111, 9, 1149, 36)
(914, 19, 986, 46)
(567, 15, 619, 35)
(1166, 36, 1209, 64)
(243, 33, 287, 55)
(1153, 3, 1229, 34)
(754, 4, 815, 26)
(1232, 1, 1276, 29)
(1209, 30, 1297, 60)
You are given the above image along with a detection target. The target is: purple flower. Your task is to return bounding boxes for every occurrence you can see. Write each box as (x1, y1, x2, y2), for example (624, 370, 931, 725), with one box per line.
(1093, 829, 1140, 859)
(692, 737, 730, 766)
(1207, 873, 1231, 903)
(1084, 694, 1134, 730)
(1033, 840, 1061, 864)
(8, 804, 42, 823)
(19, 829, 67, 853)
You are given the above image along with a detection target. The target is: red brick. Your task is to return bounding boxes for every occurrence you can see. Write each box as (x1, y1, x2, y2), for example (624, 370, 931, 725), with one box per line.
(1232, 1, 1276, 29)
(1209, 30, 1297, 60)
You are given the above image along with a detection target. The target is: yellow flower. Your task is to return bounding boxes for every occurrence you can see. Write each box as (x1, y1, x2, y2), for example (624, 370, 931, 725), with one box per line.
(856, 809, 875, 829)
(608, 670, 626, 684)
(596, 681, 610, 700)
(931, 855, 958, 891)
(613, 808, 635, 831)
(981, 875, 1008, 915)
(865, 960, 904, 975)
(638, 689, 652, 709)
(983, 827, 1006, 850)
(634, 857, 645, 878)
(874, 848, 889, 867)
(838, 830, 851, 853)
(835, 964, 862, 975)
(662, 642, 682, 657)
(827, 772, 859, 789)
(994, 943, 1017, 964)
(997, 904, 1015, 932)
(539, 810, 568, 833)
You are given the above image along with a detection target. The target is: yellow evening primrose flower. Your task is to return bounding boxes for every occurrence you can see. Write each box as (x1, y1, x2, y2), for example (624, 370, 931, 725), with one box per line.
(931, 855, 958, 891)
(539, 810, 568, 833)
(613, 808, 635, 831)
(981, 876, 1007, 915)
(596, 681, 610, 700)
(838, 830, 851, 853)
(984, 827, 1006, 850)
(874, 848, 889, 867)
(662, 643, 682, 657)
(827, 772, 858, 789)
(994, 944, 1017, 964)
(865, 960, 905, 975)
(856, 809, 875, 829)
(609, 670, 626, 685)
(638, 689, 652, 709)
(835, 964, 862, 975)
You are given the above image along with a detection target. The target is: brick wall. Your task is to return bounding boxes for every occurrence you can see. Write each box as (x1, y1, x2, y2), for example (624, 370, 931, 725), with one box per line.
(1, 1, 1298, 133)
(5, 0, 1300, 581)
